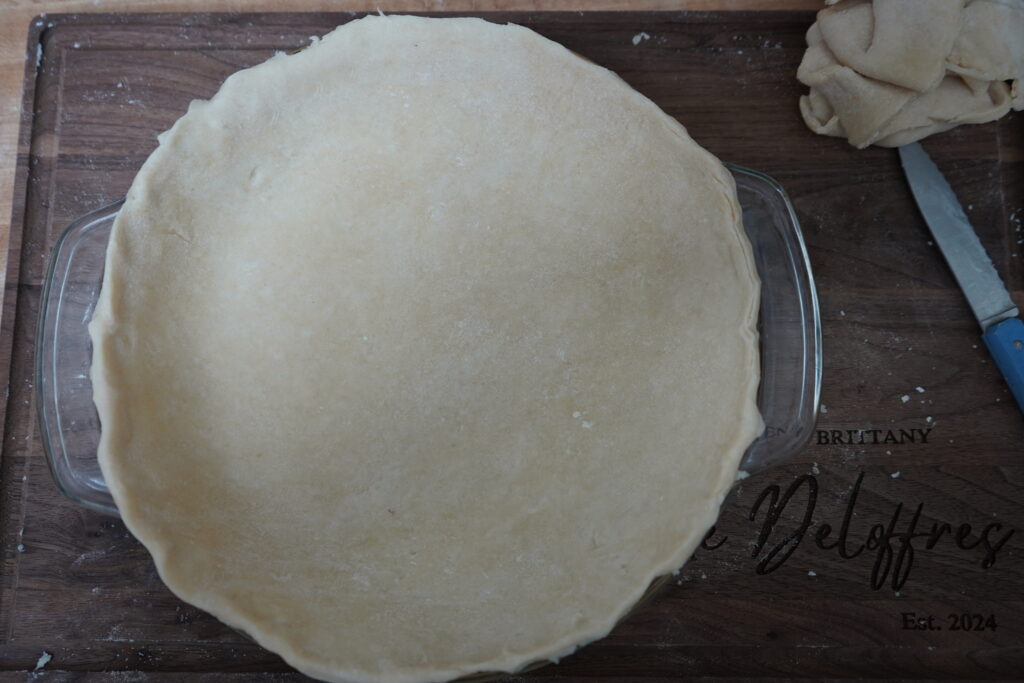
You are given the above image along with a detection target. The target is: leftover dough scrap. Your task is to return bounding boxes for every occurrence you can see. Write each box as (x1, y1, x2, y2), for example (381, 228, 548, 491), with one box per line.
(89, 15, 762, 683)
(799, 0, 1024, 148)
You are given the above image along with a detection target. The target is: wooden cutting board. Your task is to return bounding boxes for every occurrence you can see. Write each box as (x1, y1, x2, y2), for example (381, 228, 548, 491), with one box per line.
(2, 11, 1023, 680)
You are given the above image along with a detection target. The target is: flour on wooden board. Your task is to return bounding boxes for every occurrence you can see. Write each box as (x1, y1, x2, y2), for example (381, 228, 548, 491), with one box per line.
(34, 652, 51, 671)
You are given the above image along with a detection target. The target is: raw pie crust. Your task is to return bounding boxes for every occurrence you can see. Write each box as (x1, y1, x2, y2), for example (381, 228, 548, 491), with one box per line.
(89, 15, 762, 683)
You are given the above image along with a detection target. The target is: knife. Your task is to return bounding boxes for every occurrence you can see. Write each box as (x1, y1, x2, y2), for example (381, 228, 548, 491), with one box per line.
(898, 142, 1024, 412)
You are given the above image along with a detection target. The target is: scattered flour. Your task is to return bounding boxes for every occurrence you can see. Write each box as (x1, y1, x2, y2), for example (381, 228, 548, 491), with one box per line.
(34, 652, 51, 671)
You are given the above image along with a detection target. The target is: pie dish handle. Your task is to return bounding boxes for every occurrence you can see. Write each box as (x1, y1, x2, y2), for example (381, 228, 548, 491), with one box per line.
(727, 164, 822, 476)
(36, 201, 122, 516)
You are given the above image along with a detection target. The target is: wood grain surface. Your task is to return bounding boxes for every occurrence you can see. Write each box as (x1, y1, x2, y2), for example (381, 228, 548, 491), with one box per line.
(3, 9, 1024, 682)
(0, 2, 823, 325)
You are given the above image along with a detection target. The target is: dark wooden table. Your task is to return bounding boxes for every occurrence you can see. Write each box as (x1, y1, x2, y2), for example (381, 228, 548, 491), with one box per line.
(2, 11, 1023, 681)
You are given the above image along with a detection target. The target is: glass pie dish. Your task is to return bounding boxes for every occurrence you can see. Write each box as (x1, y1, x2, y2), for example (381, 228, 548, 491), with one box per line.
(36, 164, 821, 518)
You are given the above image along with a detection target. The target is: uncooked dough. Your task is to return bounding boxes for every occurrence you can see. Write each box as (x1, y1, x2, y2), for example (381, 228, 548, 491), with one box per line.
(800, 0, 1024, 148)
(89, 15, 761, 683)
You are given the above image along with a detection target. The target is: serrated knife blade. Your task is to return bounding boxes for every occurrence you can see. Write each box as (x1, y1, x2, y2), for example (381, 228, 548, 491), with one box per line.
(898, 142, 1017, 330)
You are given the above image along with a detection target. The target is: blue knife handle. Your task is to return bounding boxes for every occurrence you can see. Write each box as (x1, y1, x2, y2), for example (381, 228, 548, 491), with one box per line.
(983, 318, 1024, 412)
